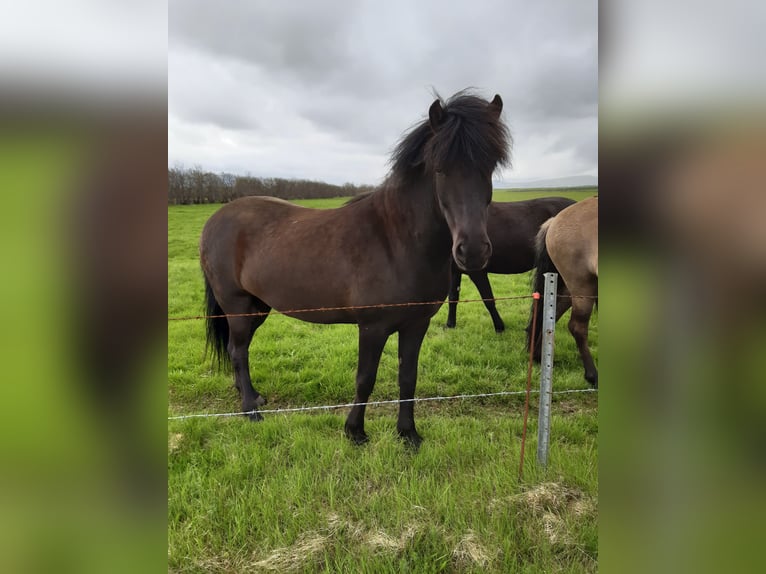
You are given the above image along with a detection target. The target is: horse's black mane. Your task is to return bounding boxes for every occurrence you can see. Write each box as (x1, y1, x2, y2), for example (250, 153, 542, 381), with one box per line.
(345, 191, 374, 205)
(390, 90, 512, 178)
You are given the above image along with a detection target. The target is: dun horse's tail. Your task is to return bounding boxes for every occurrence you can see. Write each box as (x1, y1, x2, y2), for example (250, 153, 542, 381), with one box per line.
(526, 219, 561, 354)
(204, 273, 231, 370)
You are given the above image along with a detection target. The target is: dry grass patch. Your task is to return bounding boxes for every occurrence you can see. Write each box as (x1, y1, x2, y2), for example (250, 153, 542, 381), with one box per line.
(513, 481, 594, 515)
(249, 531, 330, 572)
(488, 481, 597, 548)
(168, 432, 183, 452)
(199, 514, 425, 573)
(452, 530, 493, 569)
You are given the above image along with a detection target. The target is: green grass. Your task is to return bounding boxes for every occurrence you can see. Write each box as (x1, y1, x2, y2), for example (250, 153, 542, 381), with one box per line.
(168, 191, 598, 573)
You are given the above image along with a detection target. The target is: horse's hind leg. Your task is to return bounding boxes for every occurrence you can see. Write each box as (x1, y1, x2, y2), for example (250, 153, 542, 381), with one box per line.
(225, 296, 271, 420)
(532, 286, 571, 362)
(569, 294, 597, 387)
(471, 271, 505, 333)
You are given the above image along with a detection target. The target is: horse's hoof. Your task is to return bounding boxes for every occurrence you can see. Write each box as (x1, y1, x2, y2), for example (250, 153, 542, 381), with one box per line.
(254, 394, 267, 407)
(585, 372, 598, 388)
(247, 410, 263, 422)
(494, 324, 505, 334)
(398, 430, 423, 450)
(445, 321, 456, 329)
(344, 425, 369, 445)
(347, 432, 369, 446)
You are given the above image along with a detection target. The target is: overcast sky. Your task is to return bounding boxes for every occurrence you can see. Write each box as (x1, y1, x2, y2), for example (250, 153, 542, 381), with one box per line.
(169, 0, 597, 186)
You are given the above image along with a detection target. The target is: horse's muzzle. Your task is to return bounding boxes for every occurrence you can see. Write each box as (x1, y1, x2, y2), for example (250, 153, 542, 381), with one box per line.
(453, 239, 492, 272)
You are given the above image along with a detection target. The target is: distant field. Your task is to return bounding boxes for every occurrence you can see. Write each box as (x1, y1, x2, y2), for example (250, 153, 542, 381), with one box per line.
(168, 190, 598, 573)
(493, 187, 597, 203)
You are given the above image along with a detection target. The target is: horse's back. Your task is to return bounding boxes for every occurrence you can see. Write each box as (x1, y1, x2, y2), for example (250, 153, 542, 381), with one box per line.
(204, 196, 311, 228)
(489, 196, 574, 234)
(200, 196, 319, 291)
(546, 196, 598, 280)
(486, 197, 576, 272)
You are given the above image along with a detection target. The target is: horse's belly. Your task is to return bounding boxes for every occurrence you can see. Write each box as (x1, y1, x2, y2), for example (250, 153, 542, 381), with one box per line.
(241, 273, 352, 323)
(241, 262, 447, 327)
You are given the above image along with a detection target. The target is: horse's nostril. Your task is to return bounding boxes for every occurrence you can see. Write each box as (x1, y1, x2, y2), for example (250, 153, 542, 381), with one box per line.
(455, 242, 466, 258)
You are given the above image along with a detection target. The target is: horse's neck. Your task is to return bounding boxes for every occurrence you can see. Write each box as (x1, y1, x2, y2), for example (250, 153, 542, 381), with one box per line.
(378, 175, 452, 253)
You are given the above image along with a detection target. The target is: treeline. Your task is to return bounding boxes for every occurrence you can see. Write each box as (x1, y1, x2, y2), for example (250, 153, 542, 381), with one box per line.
(168, 166, 376, 204)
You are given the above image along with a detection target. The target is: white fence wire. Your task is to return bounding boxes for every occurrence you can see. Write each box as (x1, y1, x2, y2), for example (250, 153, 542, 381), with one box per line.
(168, 388, 597, 421)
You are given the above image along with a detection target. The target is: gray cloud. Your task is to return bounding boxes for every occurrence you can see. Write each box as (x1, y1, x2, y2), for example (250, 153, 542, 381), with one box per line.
(169, 0, 597, 185)
(170, 1, 353, 84)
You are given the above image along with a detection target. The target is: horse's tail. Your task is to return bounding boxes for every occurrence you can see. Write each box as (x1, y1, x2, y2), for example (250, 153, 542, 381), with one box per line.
(203, 273, 231, 370)
(526, 219, 560, 354)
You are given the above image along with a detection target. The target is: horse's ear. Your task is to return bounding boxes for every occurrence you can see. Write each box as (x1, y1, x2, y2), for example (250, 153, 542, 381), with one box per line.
(488, 94, 503, 116)
(429, 99, 445, 131)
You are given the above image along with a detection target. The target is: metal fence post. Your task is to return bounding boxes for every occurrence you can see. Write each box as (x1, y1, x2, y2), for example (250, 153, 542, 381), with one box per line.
(537, 272, 558, 467)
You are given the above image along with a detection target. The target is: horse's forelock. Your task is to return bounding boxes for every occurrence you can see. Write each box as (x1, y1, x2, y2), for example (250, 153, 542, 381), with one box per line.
(390, 91, 511, 178)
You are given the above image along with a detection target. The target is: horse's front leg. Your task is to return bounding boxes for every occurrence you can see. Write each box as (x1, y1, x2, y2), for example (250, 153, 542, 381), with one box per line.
(396, 318, 431, 448)
(445, 262, 462, 329)
(344, 326, 388, 444)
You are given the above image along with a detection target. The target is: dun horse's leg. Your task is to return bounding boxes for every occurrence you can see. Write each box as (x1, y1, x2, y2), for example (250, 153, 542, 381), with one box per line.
(226, 300, 270, 420)
(532, 286, 572, 362)
(445, 263, 462, 328)
(569, 295, 597, 387)
(396, 318, 431, 448)
(345, 326, 389, 444)
(555, 289, 573, 322)
(471, 271, 505, 333)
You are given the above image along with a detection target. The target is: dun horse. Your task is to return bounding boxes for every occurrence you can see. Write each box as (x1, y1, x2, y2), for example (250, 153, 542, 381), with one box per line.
(527, 196, 598, 385)
(445, 197, 575, 332)
(200, 91, 511, 446)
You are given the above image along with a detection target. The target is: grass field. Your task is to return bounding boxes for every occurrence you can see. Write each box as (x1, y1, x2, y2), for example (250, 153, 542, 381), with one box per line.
(168, 189, 598, 573)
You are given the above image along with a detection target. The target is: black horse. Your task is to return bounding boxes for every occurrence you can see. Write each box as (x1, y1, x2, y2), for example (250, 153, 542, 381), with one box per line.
(199, 91, 511, 446)
(445, 197, 575, 332)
